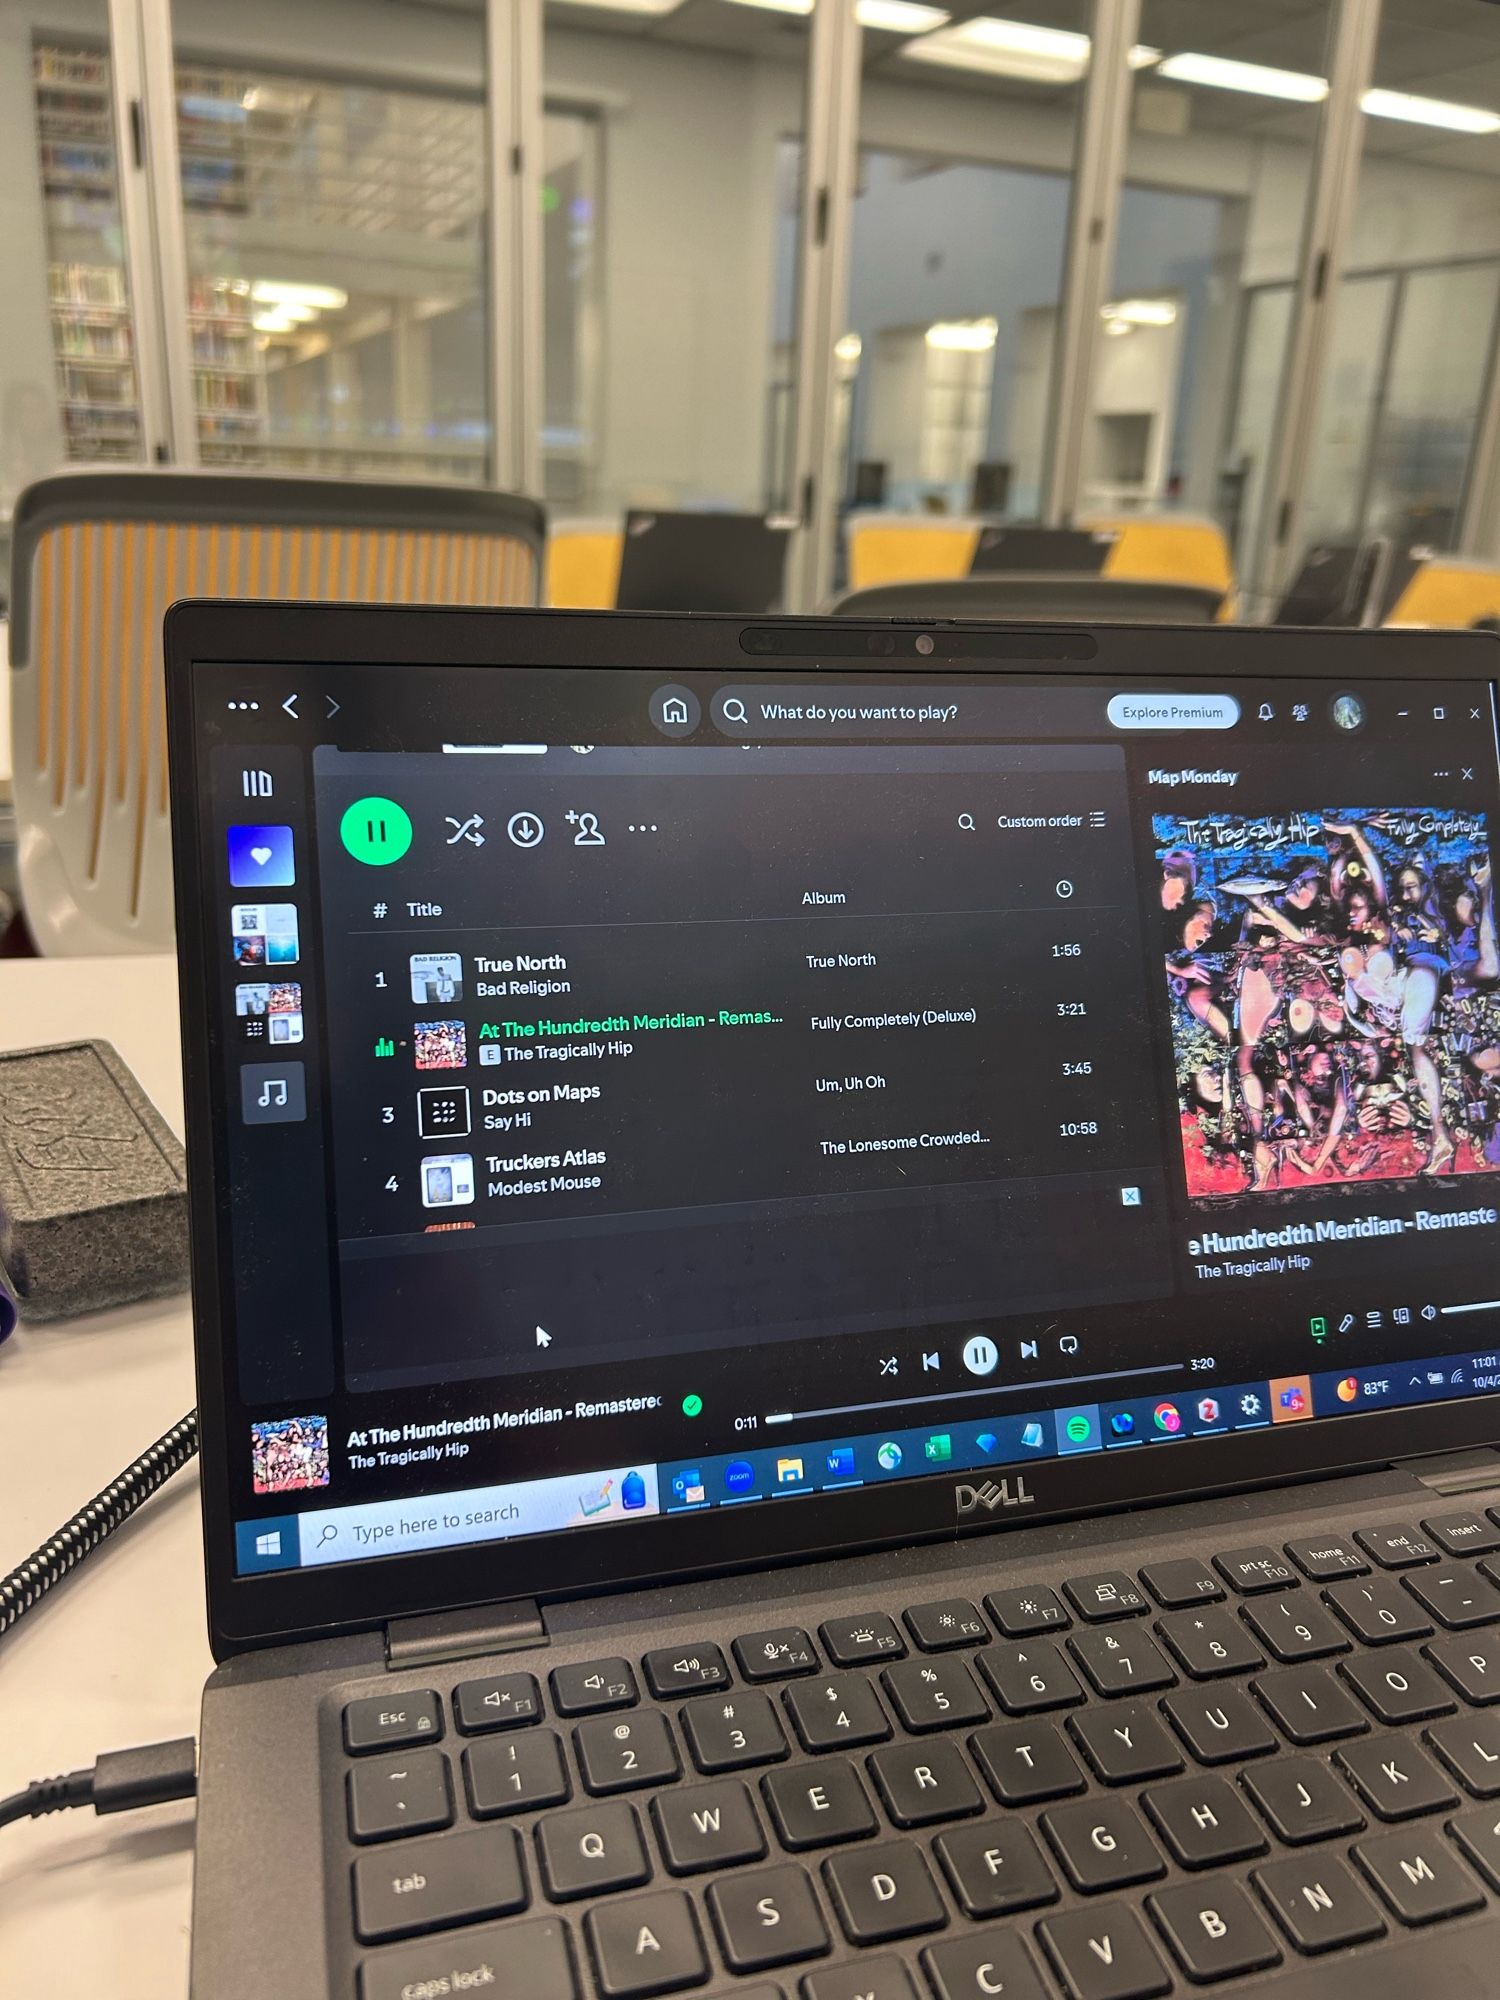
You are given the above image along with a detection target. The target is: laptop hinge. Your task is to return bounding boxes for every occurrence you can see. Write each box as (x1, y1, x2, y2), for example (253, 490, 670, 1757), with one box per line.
(1393, 1447, 1500, 1497)
(385, 1599, 547, 1671)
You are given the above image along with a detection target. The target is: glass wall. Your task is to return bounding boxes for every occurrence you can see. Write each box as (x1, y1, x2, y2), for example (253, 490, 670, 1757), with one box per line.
(1301, 0, 1500, 558)
(1, 0, 145, 523)
(541, 104, 602, 508)
(169, 0, 491, 482)
(845, 4, 1091, 521)
(1103, 0, 1333, 565)
(541, 0, 809, 522)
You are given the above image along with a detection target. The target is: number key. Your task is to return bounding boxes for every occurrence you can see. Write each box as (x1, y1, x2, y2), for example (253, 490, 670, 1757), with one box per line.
(784, 1674, 891, 1753)
(575, 1711, 680, 1795)
(881, 1657, 989, 1732)
(1241, 1594, 1347, 1663)
(1325, 1575, 1432, 1646)
(976, 1641, 1083, 1714)
(1067, 1627, 1175, 1698)
(465, 1732, 570, 1817)
(681, 1691, 788, 1773)
(1156, 1607, 1264, 1679)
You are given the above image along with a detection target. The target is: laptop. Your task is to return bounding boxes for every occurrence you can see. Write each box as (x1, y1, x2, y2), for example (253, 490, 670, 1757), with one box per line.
(165, 602, 1500, 2000)
(616, 513, 792, 615)
(968, 527, 1119, 577)
(1272, 545, 1391, 631)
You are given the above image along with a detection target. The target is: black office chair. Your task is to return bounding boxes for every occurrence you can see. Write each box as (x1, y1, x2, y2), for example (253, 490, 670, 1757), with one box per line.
(830, 574, 1224, 623)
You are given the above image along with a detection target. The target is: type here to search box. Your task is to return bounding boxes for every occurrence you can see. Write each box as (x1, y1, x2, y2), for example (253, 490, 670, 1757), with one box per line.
(294, 1462, 659, 1566)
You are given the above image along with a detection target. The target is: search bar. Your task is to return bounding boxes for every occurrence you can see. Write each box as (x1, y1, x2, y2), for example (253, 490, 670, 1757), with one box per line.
(709, 685, 1242, 738)
(294, 1462, 659, 1566)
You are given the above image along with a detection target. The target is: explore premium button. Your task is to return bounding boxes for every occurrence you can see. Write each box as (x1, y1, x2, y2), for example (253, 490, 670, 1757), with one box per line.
(1106, 693, 1240, 730)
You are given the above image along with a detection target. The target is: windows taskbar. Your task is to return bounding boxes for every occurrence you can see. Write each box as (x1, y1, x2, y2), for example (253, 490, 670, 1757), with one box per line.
(658, 1347, 1498, 1511)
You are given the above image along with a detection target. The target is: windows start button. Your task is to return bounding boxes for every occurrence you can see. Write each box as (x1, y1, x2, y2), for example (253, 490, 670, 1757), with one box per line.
(1106, 693, 1240, 730)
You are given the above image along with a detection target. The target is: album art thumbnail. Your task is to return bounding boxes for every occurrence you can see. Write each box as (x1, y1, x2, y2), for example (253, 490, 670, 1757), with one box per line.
(250, 1413, 330, 1496)
(1157, 806, 1500, 1199)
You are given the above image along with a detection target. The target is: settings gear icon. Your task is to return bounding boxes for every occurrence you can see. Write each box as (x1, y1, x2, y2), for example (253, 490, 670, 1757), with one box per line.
(1239, 1392, 1263, 1418)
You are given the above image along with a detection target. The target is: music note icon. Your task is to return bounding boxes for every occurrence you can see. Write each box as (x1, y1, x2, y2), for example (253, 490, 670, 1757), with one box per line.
(242, 1062, 306, 1125)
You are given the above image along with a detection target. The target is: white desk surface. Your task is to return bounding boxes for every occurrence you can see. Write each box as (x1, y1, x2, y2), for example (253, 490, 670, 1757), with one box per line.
(0, 955, 201, 1999)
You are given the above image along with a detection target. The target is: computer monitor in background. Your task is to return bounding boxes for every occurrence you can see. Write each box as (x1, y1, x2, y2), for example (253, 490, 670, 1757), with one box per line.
(969, 523, 1119, 576)
(615, 511, 792, 614)
(851, 461, 887, 508)
(969, 461, 1012, 515)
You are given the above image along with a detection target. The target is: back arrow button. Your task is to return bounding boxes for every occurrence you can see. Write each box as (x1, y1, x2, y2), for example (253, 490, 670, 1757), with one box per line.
(282, 694, 299, 718)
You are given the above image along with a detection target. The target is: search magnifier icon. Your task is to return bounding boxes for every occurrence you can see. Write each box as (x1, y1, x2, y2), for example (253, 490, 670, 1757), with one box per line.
(721, 697, 748, 725)
(316, 1524, 337, 1547)
(958, 813, 976, 831)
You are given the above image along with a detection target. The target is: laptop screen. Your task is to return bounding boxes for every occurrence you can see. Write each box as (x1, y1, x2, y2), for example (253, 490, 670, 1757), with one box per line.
(191, 657, 1500, 1590)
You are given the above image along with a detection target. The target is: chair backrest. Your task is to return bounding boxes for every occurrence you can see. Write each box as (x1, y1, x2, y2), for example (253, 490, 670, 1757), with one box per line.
(844, 514, 979, 594)
(9, 470, 545, 956)
(844, 510, 1235, 614)
(831, 574, 1224, 623)
(1381, 550, 1500, 630)
(615, 510, 792, 614)
(546, 519, 624, 609)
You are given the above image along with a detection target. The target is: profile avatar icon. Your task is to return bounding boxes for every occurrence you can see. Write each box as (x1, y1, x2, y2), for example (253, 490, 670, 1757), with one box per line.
(1330, 692, 1365, 732)
(573, 811, 606, 847)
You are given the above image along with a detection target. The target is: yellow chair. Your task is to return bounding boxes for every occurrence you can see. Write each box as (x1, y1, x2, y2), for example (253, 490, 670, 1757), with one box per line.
(844, 514, 981, 594)
(8, 470, 545, 954)
(843, 510, 1235, 614)
(1383, 553, 1500, 629)
(546, 520, 624, 609)
(1083, 513, 1235, 608)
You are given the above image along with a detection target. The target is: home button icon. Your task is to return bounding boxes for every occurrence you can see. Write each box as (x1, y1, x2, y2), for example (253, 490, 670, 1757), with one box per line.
(651, 685, 701, 737)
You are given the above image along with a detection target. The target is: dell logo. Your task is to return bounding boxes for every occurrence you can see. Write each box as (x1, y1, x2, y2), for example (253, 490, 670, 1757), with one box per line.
(955, 1476, 1035, 1515)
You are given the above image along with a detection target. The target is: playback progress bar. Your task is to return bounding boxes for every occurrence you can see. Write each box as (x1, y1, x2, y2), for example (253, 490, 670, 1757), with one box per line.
(765, 1361, 1183, 1427)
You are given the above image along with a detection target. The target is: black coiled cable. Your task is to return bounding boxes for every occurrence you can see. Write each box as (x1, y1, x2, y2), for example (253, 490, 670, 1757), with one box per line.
(0, 1410, 199, 1639)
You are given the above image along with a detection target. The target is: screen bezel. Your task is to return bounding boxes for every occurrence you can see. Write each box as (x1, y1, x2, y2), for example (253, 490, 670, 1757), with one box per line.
(165, 601, 1500, 1658)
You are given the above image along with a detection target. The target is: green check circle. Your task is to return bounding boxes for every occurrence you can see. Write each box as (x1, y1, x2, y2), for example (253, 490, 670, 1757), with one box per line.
(341, 796, 413, 865)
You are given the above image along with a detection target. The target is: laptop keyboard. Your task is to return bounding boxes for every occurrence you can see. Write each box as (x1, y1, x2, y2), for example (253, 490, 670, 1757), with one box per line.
(341, 1508, 1500, 1999)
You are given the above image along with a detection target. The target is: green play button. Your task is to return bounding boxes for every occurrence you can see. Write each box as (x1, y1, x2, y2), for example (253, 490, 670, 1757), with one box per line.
(340, 796, 413, 865)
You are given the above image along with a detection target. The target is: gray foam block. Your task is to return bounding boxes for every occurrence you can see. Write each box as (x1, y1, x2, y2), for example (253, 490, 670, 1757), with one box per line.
(0, 1039, 189, 1321)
